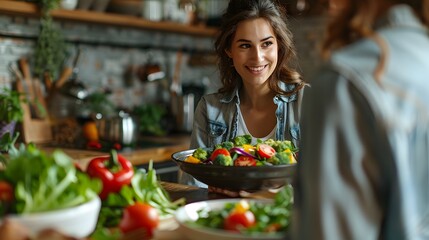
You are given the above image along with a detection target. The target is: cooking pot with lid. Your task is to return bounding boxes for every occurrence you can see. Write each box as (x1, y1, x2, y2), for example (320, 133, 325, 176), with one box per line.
(95, 111, 138, 145)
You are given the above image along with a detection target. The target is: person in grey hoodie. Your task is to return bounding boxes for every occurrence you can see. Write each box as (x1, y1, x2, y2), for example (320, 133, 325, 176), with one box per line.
(294, 0, 429, 239)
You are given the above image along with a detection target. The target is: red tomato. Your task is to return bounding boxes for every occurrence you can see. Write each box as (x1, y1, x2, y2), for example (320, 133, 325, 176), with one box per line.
(210, 148, 230, 161)
(86, 140, 102, 150)
(0, 181, 14, 202)
(257, 144, 276, 158)
(119, 203, 160, 237)
(113, 143, 122, 150)
(234, 156, 257, 166)
(224, 210, 256, 231)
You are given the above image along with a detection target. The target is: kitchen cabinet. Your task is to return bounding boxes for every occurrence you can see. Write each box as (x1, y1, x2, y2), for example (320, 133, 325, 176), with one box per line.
(0, 1, 218, 37)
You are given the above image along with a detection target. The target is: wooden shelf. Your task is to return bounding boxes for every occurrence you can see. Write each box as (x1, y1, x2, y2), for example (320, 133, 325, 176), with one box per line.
(0, 1, 218, 37)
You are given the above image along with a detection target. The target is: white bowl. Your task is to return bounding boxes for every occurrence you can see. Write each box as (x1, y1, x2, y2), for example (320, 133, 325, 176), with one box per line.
(3, 197, 101, 238)
(60, 0, 78, 10)
(175, 199, 285, 240)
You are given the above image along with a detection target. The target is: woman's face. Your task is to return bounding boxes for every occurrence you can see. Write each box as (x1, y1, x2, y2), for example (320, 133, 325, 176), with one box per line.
(226, 18, 278, 87)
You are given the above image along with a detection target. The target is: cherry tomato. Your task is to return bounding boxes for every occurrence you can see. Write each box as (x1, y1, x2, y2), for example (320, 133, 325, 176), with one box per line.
(113, 143, 122, 151)
(0, 181, 14, 202)
(257, 144, 276, 158)
(210, 148, 230, 161)
(86, 140, 102, 150)
(234, 156, 257, 166)
(224, 210, 256, 232)
(119, 203, 160, 237)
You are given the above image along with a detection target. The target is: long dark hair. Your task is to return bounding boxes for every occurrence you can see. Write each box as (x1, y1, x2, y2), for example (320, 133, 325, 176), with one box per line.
(214, 0, 305, 95)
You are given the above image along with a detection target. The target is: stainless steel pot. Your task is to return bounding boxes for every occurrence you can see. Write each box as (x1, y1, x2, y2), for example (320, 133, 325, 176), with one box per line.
(95, 111, 138, 145)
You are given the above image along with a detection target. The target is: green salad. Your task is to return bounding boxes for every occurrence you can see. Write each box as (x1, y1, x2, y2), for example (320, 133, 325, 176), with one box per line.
(185, 135, 298, 166)
(0, 143, 101, 216)
(189, 184, 294, 235)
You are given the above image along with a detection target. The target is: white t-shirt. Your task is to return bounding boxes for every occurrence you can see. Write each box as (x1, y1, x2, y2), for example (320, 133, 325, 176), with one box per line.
(236, 107, 276, 144)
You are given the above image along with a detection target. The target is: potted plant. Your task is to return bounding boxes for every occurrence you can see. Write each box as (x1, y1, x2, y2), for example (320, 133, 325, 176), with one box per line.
(0, 88, 25, 151)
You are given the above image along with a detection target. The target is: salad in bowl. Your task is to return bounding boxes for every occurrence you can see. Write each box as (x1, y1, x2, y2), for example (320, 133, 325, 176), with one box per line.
(172, 135, 298, 191)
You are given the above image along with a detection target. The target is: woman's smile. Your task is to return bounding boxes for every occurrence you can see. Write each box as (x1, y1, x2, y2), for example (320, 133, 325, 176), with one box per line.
(246, 65, 268, 74)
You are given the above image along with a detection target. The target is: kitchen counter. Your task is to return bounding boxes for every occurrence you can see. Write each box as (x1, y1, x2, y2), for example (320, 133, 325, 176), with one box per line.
(39, 134, 191, 169)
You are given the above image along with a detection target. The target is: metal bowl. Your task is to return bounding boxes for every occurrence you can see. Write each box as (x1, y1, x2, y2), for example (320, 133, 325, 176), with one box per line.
(171, 149, 296, 191)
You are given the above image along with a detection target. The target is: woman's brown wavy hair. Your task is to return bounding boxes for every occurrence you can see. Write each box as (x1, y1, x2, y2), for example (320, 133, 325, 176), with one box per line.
(322, 0, 429, 82)
(214, 0, 305, 96)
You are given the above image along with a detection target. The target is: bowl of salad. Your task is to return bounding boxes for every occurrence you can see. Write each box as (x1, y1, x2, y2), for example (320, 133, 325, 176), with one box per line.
(3, 196, 101, 238)
(0, 144, 102, 238)
(171, 135, 297, 191)
(175, 185, 293, 240)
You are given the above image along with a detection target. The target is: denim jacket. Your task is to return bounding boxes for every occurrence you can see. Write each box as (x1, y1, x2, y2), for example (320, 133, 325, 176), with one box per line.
(179, 81, 304, 187)
(294, 5, 429, 240)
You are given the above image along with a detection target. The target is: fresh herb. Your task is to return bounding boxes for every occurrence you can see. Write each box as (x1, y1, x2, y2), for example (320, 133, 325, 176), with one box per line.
(132, 104, 167, 136)
(0, 88, 25, 123)
(0, 132, 19, 155)
(33, 0, 69, 81)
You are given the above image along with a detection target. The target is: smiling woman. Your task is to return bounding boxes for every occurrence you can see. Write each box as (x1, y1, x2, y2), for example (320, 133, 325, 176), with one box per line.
(180, 0, 306, 188)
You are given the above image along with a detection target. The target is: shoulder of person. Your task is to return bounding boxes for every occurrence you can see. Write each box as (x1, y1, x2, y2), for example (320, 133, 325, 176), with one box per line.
(201, 91, 237, 104)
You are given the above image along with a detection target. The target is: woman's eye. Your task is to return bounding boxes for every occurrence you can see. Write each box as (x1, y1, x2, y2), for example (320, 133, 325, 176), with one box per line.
(239, 44, 251, 49)
(262, 41, 273, 47)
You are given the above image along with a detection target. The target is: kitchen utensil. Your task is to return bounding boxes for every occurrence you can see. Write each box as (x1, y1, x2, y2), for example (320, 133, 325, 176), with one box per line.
(170, 50, 185, 131)
(143, 0, 163, 21)
(55, 66, 73, 89)
(96, 111, 138, 145)
(171, 149, 296, 191)
(137, 63, 165, 82)
(59, 48, 89, 100)
(17, 58, 38, 118)
(175, 84, 204, 132)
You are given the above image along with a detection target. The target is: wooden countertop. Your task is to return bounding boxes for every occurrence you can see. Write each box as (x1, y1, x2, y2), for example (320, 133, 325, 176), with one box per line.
(39, 134, 191, 168)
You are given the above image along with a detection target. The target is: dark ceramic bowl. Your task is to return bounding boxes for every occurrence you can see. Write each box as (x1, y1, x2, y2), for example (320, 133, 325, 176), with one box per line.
(171, 149, 296, 191)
